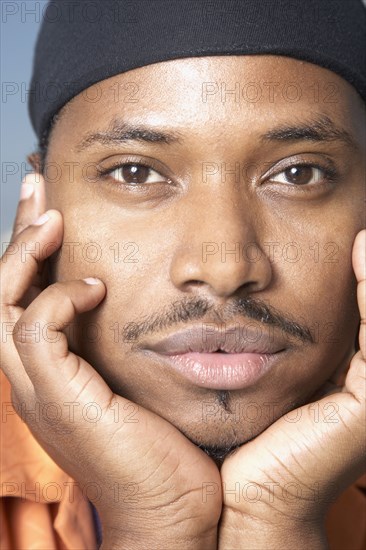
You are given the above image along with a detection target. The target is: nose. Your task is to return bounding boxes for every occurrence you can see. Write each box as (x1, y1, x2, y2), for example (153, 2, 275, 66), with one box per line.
(169, 190, 272, 299)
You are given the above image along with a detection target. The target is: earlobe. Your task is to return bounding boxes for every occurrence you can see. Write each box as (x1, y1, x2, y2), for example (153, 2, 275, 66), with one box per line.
(27, 152, 42, 173)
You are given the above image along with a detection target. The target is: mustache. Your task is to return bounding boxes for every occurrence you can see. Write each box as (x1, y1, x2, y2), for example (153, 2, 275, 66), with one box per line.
(122, 295, 314, 344)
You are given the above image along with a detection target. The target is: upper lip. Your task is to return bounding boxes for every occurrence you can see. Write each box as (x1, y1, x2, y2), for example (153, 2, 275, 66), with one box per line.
(141, 323, 287, 355)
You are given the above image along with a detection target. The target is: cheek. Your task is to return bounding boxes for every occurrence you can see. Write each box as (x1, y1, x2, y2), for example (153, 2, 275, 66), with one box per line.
(269, 199, 359, 328)
(276, 241, 356, 327)
(267, 223, 359, 397)
(48, 204, 170, 365)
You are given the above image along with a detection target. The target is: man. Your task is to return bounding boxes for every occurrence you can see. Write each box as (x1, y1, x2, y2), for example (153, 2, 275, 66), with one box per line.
(1, 0, 365, 548)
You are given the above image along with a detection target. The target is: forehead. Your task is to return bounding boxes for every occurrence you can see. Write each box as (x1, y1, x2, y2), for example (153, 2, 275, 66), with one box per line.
(52, 55, 365, 146)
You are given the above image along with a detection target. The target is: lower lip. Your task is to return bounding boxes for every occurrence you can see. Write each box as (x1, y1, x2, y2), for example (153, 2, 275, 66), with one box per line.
(153, 351, 281, 390)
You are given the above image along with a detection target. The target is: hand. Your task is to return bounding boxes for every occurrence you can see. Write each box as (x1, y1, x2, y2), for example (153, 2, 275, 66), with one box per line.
(219, 229, 366, 549)
(1, 174, 222, 549)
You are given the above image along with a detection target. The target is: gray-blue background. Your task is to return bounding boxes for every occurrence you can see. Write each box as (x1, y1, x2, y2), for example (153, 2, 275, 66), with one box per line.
(1, 1, 47, 247)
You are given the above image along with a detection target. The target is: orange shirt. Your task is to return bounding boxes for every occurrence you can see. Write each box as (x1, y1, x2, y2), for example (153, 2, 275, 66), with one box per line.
(1, 369, 365, 550)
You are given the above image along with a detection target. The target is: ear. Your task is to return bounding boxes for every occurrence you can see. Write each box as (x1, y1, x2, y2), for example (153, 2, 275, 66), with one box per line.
(27, 152, 42, 173)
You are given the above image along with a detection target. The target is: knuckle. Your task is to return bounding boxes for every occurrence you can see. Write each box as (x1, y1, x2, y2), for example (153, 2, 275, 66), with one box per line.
(12, 221, 28, 237)
(12, 317, 41, 348)
(0, 242, 18, 265)
(1, 303, 19, 324)
(1, 233, 39, 265)
(45, 282, 66, 300)
(44, 283, 76, 316)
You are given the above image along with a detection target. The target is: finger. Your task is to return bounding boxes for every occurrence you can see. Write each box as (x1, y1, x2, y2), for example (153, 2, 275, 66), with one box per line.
(1, 209, 63, 306)
(343, 230, 366, 403)
(1, 210, 63, 393)
(11, 173, 46, 238)
(6, 174, 50, 310)
(352, 229, 366, 358)
(13, 278, 109, 403)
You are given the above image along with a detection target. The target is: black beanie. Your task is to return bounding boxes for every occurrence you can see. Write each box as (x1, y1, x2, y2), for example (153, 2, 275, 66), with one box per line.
(29, 0, 366, 143)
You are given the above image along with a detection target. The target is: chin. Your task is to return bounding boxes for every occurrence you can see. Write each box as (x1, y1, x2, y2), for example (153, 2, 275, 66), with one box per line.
(169, 407, 268, 453)
(162, 389, 310, 458)
(179, 421, 255, 465)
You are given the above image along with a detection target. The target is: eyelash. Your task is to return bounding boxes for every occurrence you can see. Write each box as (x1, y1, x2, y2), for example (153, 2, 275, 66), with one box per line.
(97, 159, 339, 189)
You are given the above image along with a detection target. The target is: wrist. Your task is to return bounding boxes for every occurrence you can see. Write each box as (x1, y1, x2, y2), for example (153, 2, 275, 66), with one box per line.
(101, 525, 218, 550)
(100, 513, 218, 550)
(97, 484, 220, 549)
(218, 508, 328, 550)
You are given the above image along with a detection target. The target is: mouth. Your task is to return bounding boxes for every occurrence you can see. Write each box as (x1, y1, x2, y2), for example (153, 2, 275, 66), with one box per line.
(146, 349, 285, 390)
(139, 323, 288, 390)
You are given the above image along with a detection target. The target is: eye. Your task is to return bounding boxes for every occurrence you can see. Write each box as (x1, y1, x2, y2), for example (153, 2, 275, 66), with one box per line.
(269, 164, 327, 185)
(108, 163, 165, 185)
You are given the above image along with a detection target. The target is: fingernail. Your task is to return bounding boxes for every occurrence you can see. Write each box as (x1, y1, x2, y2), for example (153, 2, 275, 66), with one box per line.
(20, 182, 34, 200)
(33, 212, 50, 226)
(83, 277, 101, 285)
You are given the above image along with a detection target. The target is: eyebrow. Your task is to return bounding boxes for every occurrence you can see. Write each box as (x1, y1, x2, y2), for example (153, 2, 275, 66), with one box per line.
(76, 119, 183, 151)
(76, 114, 359, 153)
(260, 115, 358, 152)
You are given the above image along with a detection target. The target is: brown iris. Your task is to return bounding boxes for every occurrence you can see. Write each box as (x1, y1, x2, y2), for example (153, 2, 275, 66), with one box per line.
(284, 165, 315, 185)
(121, 164, 150, 184)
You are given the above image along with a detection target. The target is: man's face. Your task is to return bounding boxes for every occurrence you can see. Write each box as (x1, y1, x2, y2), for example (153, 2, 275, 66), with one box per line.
(44, 56, 365, 454)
